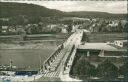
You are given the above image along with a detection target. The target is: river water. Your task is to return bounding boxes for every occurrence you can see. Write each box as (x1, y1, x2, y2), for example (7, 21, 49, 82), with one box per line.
(0, 41, 63, 70)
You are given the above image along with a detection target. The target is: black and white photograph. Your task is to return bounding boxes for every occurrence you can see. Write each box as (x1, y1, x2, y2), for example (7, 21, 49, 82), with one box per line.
(0, 0, 128, 81)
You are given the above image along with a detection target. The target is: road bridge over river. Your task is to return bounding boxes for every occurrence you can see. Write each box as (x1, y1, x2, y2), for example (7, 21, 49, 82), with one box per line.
(0, 30, 84, 82)
(39, 30, 84, 80)
(39, 28, 127, 81)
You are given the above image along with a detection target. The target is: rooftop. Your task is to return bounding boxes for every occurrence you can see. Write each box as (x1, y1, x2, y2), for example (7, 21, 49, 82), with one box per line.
(78, 43, 126, 51)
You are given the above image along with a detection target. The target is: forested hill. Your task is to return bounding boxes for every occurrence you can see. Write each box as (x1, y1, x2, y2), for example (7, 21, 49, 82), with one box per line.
(0, 2, 67, 17)
(0, 2, 127, 18)
(68, 11, 127, 19)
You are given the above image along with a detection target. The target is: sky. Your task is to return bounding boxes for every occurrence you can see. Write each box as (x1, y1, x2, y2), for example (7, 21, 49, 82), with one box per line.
(1, 0, 127, 14)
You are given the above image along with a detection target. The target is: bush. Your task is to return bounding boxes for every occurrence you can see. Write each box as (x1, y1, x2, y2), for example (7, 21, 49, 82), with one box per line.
(96, 59, 118, 79)
(72, 58, 96, 77)
(119, 59, 128, 80)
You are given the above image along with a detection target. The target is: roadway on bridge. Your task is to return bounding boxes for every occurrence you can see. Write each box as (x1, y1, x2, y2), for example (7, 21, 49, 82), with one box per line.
(37, 30, 83, 81)
(59, 30, 83, 81)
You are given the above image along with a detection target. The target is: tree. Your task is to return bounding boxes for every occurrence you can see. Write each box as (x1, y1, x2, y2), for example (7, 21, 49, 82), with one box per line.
(72, 58, 96, 77)
(17, 28, 26, 41)
(0, 25, 1, 34)
(123, 22, 128, 32)
(67, 24, 72, 33)
(9, 16, 25, 25)
(81, 32, 90, 42)
(119, 60, 128, 80)
(51, 27, 61, 33)
(96, 59, 118, 79)
(117, 21, 123, 32)
(28, 16, 41, 24)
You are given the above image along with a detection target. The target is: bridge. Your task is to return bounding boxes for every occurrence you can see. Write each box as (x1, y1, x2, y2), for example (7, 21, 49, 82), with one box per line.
(41, 30, 84, 78)
(40, 29, 127, 81)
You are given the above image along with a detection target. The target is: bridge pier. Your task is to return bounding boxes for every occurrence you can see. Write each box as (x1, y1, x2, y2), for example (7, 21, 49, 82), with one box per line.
(87, 51, 90, 57)
(46, 60, 50, 66)
(43, 64, 47, 71)
(48, 59, 53, 66)
(99, 50, 104, 57)
(56, 50, 59, 56)
(50, 55, 55, 61)
(43, 63, 50, 71)
(50, 57, 55, 63)
(53, 55, 56, 60)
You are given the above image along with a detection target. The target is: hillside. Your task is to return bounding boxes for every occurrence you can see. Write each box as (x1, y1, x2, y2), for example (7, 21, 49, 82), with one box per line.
(68, 11, 127, 18)
(0, 2, 127, 18)
(0, 2, 67, 17)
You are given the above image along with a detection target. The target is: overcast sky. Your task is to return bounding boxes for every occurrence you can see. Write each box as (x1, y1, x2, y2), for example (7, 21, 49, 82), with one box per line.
(1, 1, 127, 14)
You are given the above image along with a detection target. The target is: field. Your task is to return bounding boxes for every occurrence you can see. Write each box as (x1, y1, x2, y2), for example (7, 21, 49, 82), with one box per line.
(89, 32, 127, 42)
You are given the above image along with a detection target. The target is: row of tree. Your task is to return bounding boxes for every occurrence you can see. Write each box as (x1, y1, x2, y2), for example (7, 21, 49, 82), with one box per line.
(70, 58, 128, 80)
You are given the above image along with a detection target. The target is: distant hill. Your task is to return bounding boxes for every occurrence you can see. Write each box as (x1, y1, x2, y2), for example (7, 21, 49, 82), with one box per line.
(67, 11, 127, 18)
(0, 2, 127, 18)
(0, 2, 67, 17)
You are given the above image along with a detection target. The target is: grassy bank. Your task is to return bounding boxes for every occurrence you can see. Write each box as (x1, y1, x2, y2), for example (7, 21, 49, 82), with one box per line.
(89, 32, 127, 42)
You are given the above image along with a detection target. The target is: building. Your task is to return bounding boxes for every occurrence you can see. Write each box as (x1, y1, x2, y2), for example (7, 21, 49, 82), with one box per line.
(72, 25, 80, 32)
(61, 27, 67, 33)
(114, 40, 128, 48)
(60, 24, 68, 33)
(77, 43, 127, 58)
(120, 20, 128, 28)
(108, 21, 118, 27)
(1, 26, 8, 33)
(8, 26, 17, 33)
(0, 18, 9, 21)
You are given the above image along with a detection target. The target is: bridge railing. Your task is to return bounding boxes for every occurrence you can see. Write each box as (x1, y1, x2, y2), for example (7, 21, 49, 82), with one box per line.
(62, 31, 84, 74)
(42, 44, 64, 70)
(64, 45, 75, 68)
(42, 33, 74, 72)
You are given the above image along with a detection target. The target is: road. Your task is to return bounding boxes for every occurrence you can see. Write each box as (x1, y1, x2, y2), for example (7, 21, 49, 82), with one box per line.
(59, 30, 83, 81)
(36, 30, 83, 81)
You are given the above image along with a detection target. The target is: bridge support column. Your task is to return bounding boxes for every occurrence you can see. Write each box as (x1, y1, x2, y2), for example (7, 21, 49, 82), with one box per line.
(49, 57, 54, 63)
(55, 51, 58, 57)
(48, 59, 52, 66)
(53, 55, 56, 60)
(46, 60, 50, 66)
(43, 63, 50, 71)
(87, 51, 90, 57)
(53, 55, 55, 60)
(56, 51, 58, 55)
(99, 50, 104, 57)
(43, 64, 47, 72)
(51, 56, 55, 62)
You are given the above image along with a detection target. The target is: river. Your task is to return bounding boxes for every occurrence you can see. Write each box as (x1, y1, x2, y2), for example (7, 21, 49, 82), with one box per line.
(0, 41, 63, 70)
